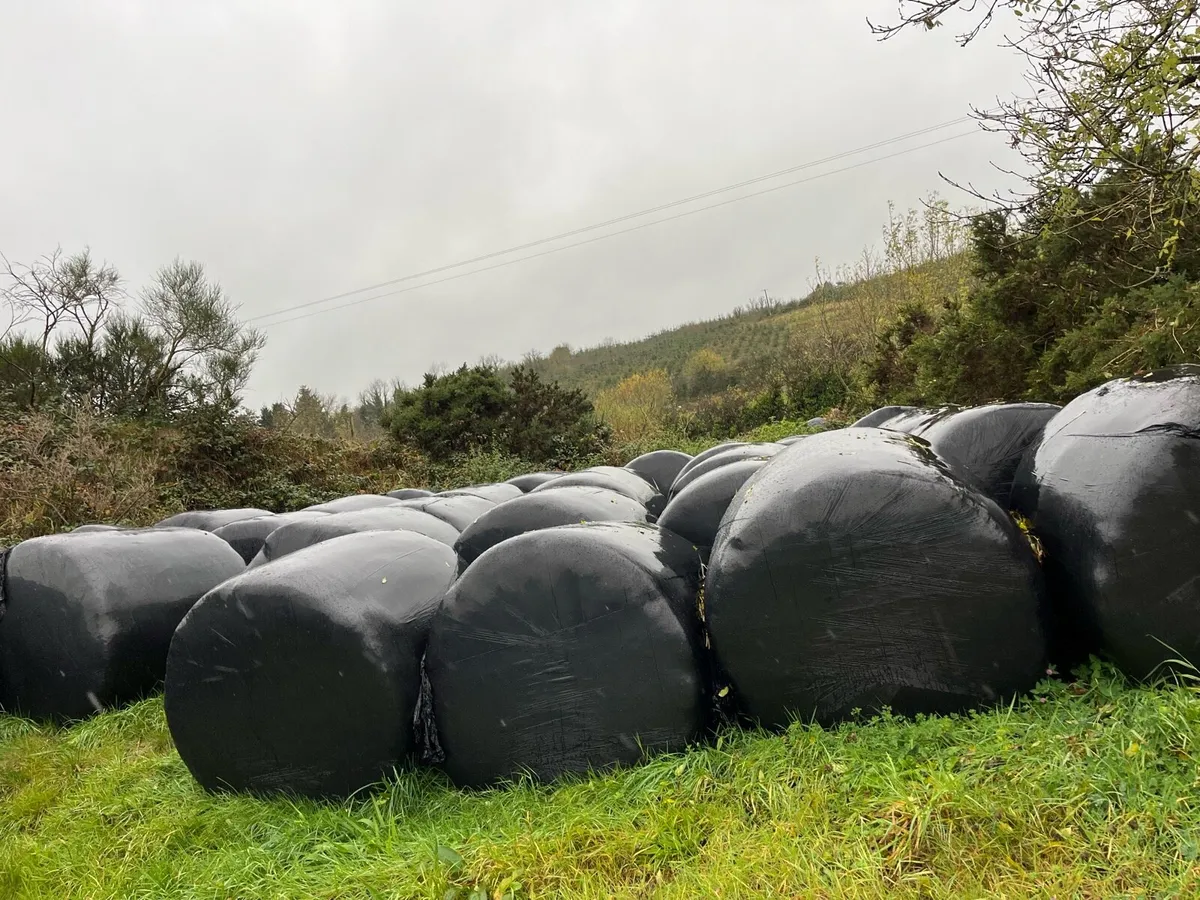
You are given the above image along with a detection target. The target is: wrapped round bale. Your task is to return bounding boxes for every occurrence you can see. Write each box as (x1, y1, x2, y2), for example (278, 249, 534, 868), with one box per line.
(0, 528, 245, 722)
(70, 524, 127, 533)
(530, 466, 665, 517)
(454, 486, 651, 568)
(505, 472, 563, 492)
(395, 494, 497, 531)
(427, 522, 708, 787)
(920, 402, 1060, 508)
(669, 443, 783, 498)
(387, 488, 434, 500)
(211, 510, 329, 564)
(1011, 366, 1200, 680)
(165, 531, 456, 798)
(440, 483, 524, 503)
(250, 506, 461, 567)
(154, 508, 272, 531)
(706, 428, 1047, 728)
(672, 442, 746, 485)
(657, 458, 768, 549)
(304, 494, 403, 514)
(625, 449, 693, 494)
(851, 406, 916, 428)
(776, 435, 808, 446)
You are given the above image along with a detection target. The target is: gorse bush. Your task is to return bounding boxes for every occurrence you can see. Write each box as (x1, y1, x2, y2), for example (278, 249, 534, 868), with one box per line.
(384, 364, 609, 467)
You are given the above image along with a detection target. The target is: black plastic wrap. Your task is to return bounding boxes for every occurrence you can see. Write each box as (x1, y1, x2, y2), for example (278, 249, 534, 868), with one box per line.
(530, 466, 665, 516)
(304, 494, 404, 514)
(70, 524, 127, 533)
(454, 486, 651, 569)
(426, 522, 707, 787)
(879, 407, 959, 434)
(672, 442, 746, 486)
(505, 472, 563, 492)
(1011, 366, 1200, 679)
(211, 511, 328, 564)
(395, 494, 497, 531)
(0, 528, 246, 722)
(165, 530, 457, 798)
(851, 406, 916, 428)
(250, 506, 462, 567)
(386, 488, 434, 500)
(657, 458, 768, 549)
(440, 483, 524, 503)
(154, 508, 272, 531)
(920, 402, 1060, 508)
(624, 450, 693, 494)
(706, 428, 1047, 728)
(776, 435, 808, 446)
(669, 443, 783, 497)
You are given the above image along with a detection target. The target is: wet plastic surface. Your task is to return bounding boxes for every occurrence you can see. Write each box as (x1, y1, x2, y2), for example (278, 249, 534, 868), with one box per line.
(440, 483, 524, 503)
(211, 511, 329, 564)
(706, 428, 1047, 728)
(386, 488, 434, 500)
(529, 466, 665, 517)
(70, 524, 127, 533)
(250, 506, 462, 566)
(624, 450, 693, 494)
(776, 435, 808, 446)
(880, 407, 960, 434)
(920, 402, 1060, 508)
(395, 494, 497, 532)
(165, 530, 457, 798)
(426, 522, 707, 787)
(454, 486, 651, 569)
(303, 494, 404, 514)
(657, 458, 768, 549)
(851, 406, 916, 428)
(154, 508, 272, 531)
(505, 472, 563, 492)
(1011, 366, 1200, 679)
(1, 528, 245, 722)
(669, 443, 783, 497)
(671, 442, 746, 487)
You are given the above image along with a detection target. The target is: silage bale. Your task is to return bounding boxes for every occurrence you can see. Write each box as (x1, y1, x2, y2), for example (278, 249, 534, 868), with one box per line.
(657, 458, 768, 549)
(706, 428, 1047, 728)
(250, 506, 461, 567)
(851, 406, 916, 428)
(530, 466, 665, 516)
(440, 483, 524, 503)
(1011, 365, 1200, 679)
(304, 494, 403, 514)
(454, 486, 651, 569)
(505, 472, 563, 492)
(395, 494, 497, 531)
(426, 522, 707, 787)
(0, 528, 246, 722)
(387, 488, 434, 500)
(919, 402, 1060, 508)
(165, 530, 456, 798)
(211, 510, 329, 564)
(624, 449, 693, 494)
(154, 508, 272, 531)
(668, 443, 783, 497)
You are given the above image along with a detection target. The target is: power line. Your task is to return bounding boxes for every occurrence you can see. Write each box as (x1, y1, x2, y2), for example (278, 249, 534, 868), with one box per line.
(247, 114, 982, 325)
(261, 128, 982, 330)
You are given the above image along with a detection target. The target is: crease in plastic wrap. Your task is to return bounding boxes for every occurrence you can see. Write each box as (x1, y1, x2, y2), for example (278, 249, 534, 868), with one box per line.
(425, 521, 709, 788)
(706, 428, 1048, 729)
(154, 507, 272, 531)
(164, 530, 457, 799)
(918, 402, 1060, 508)
(249, 506, 461, 567)
(439, 483, 524, 504)
(454, 486, 650, 570)
(1, 528, 246, 722)
(1011, 365, 1200, 679)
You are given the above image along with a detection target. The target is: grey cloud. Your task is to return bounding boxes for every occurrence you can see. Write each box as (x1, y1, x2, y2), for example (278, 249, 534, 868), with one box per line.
(0, 0, 1028, 409)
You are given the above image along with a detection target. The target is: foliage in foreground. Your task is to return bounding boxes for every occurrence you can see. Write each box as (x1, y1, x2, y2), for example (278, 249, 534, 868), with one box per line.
(1, 662, 1198, 898)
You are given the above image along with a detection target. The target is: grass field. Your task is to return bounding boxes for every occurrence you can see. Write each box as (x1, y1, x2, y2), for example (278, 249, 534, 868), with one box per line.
(2, 661, 1198, 899)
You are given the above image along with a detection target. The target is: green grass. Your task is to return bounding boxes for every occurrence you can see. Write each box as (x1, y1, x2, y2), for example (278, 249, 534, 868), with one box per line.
(3, 661, 1199, 898)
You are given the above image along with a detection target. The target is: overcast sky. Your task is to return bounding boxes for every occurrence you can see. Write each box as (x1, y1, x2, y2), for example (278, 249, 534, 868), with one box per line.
(0, 1, 1029, 409)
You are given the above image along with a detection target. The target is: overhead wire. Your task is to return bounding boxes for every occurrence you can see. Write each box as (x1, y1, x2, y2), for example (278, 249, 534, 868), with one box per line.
(259, 126, 984, 330)
(249, 113, 990, 326)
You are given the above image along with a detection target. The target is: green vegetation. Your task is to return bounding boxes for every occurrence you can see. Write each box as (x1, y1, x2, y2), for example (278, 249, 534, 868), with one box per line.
(2, 662, 1198, 898)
